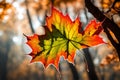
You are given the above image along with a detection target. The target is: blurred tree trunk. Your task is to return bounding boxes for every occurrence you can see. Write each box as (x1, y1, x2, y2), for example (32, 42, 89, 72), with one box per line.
(68, 63, 80, 80)
(83, 48, 98, 80)
(0, 34, 12, 80)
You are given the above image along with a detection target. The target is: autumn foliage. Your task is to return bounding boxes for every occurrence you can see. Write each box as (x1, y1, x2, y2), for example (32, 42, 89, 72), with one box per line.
(25, 7, 104, 70)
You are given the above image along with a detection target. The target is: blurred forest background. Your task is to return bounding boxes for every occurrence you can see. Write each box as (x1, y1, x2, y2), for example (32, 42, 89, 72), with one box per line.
(0, 0, 120, 80)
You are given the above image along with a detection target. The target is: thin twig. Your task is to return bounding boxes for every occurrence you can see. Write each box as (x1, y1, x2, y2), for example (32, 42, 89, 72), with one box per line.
(106, 0, 120, 13)
(25, 0, 35, 33)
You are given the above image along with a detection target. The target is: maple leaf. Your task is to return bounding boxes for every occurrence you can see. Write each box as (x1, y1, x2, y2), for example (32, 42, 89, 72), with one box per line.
(25, 7, 104, 70)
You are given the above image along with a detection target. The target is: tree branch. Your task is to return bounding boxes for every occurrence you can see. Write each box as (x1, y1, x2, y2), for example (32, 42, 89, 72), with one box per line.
(106, 0, 119, 13)
(85, 0, 120, 42)
(104, 27, 120, 59)
(84, 0, 120, 59)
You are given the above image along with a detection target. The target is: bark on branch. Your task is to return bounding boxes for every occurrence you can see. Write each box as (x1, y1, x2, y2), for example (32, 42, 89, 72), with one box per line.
(84, 0, 120, 59)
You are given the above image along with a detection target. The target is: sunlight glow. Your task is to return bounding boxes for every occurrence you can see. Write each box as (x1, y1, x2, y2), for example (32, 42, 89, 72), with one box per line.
(0, 30, 3, 36)
(12, 36, 22, 45)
